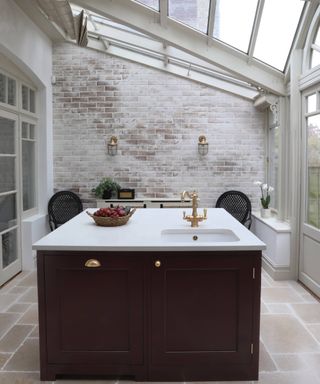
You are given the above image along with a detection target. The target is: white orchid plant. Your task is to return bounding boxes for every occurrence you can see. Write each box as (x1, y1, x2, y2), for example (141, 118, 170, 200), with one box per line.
(254, 181, 274, 209)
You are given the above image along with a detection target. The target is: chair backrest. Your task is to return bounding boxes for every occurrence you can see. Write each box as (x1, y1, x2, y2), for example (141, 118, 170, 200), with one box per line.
(48, 191, 83, 231)
(215, 190, 252, 229)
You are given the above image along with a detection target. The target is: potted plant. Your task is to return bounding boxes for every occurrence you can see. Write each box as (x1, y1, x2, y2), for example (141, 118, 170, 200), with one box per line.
(92, 178, 121, 199)
(254, 181, 274, 218)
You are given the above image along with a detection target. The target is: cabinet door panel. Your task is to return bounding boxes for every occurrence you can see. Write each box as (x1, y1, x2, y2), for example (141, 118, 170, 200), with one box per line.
(151, 253, 255, 366)
(44, 252, 144, 365)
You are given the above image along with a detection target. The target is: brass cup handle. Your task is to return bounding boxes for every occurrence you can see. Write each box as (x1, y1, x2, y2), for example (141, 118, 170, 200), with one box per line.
(85, 259, 101, 268)
(155, 260, 161, 268)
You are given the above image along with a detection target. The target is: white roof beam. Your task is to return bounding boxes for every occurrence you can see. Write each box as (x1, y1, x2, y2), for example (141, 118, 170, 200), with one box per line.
(159, 0, 168, 28)
(72, 0, 286, 95)
(247, 0, 265, 64)
(207, 0, 216, 44)
(86, 37, 258, 100)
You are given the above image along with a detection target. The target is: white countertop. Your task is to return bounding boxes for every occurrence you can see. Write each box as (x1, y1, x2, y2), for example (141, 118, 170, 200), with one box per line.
(33, 208, 266, 252)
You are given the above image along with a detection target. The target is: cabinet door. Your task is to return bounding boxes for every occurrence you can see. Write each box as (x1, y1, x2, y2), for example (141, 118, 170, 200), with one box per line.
(150, 252, 260, 378)
(44, 252, 144, 366)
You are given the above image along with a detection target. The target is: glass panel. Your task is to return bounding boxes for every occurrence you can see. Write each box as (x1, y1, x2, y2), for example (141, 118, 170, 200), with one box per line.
(311, 49, 320, 69)
(0, 116, 15, 154)
(314, 25, 320, 46)
(7, 78, 16, 106)
(29, 124, 35, 140)
(0, 157, 15, 193)
(22, 122, 28, 139)
(307, 94, 317, 113)
(0, 74, 6, 104)
(254, 0, 304, 70)
(135, 0, 159, 10)
(2, 229, 17, 268)
(0, 194, 17, 232)
(22, 85, 29, 110)
(29, 89, 35, 113)
(213, 0, 258, 52)
(307, 115, 320, 229)
(22, 140, 35, 211)
(169, 0, 210, 33)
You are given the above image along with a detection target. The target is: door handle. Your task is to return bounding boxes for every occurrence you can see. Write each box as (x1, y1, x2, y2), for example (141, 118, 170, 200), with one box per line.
(85, 259, 101, 268)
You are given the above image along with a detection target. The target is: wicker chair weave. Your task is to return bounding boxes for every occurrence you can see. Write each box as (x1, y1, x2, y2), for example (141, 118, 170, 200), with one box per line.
(215, 190, 252, 229)
(48, 191, 83, 231)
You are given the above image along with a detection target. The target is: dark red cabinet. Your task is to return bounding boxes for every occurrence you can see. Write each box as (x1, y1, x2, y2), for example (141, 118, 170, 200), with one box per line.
(37, 250, 261, 381)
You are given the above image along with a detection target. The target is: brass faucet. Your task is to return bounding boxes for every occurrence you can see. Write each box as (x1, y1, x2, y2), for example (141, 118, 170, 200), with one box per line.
(181, 191, 207, 227)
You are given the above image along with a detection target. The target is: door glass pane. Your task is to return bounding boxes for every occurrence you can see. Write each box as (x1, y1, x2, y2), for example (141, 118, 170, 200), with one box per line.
(307, 115, 320, 229)
(29, 124, 35, 140)
(168, 0, 210, 33)
(0, 74, 6, 104)
(7, 78, 16, 106)
(0, 194, 17, 232)
(22, 140, 35, 211)
(29, 89, 35, 113)
(22, 122, 28, 139)
(0, 157, 15, 193)
(2, 229, 17, 268)
(213, 0, 258, 53)
(0, 116, 15, 154)
(22, 85, 28, 110)
(307, 94, 317, 113)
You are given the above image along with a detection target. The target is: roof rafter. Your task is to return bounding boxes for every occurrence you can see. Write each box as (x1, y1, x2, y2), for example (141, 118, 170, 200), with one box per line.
(71, 0, 286, 95)
(247, 0, 265, 64)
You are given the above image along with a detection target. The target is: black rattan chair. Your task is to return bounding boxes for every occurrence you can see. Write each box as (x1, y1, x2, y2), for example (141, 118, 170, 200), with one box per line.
(48, 191, 83, 231)
(215, 190, 252, 229)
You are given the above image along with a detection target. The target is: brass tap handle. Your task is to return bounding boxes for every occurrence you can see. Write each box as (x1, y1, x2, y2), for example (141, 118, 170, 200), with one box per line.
(204, 208, 207, 219)
(85, 259, 101, 268)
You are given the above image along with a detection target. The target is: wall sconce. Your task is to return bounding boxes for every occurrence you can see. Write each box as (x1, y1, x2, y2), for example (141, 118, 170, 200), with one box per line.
(198, 135, 208, 156)
(107, 136, 118, 156)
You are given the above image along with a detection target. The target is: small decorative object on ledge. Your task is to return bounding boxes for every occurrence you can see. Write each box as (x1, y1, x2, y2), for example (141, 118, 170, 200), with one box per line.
(118, 188, 135, 199)
(92, 177, 121, 199)
(254, 180, 274, 219)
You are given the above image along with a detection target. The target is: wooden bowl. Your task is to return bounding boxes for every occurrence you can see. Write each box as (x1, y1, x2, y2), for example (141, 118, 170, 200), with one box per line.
(86, 208, 136, 227)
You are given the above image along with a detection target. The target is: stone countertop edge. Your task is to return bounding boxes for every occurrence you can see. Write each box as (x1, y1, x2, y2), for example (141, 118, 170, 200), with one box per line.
(33, 208, 266, 251)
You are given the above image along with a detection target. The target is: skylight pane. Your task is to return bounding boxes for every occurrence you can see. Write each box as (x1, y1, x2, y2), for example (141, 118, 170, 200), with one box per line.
(135, 0, 159, 11)
(169, 0, 210, 33)
(213, 0, 258, 53)
(254, 0, 304, 70)
(311, 49, 320, 69)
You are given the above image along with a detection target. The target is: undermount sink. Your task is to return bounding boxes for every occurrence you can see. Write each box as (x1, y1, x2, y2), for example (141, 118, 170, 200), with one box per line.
(161, 228, 240, 243)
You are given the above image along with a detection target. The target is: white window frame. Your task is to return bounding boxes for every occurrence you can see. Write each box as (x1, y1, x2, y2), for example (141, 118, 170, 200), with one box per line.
(0, 69, 18, 113)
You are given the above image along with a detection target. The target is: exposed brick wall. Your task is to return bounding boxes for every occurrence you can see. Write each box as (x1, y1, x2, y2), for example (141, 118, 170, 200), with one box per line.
(53, 42, 265, 209)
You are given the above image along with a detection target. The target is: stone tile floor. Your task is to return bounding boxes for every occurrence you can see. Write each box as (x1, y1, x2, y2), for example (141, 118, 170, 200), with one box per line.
(0, 270, 320, 383)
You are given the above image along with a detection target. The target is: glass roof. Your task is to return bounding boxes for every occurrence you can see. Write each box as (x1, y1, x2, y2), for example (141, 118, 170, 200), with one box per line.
(134, 0, 159, 11)
(168, 0, 210, 34)
(213, 0, 258, 53)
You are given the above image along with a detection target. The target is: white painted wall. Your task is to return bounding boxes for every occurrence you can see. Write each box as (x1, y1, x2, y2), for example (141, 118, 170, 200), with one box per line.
(0, 0, 53, 270)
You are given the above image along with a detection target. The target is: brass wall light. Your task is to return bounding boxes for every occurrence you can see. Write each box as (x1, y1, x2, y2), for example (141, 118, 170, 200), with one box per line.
(107, 136, 118, 156)
(198, 135, 208, 156)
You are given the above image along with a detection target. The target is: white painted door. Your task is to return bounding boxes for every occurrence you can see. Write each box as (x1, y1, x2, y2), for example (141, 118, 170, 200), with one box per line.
(300, 88, 320, 297)
(0, 110, 21, 286)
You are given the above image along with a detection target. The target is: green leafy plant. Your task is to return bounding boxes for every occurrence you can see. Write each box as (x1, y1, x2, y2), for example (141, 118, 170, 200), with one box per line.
(254, 181, 274, 209)
(92, 178, 121, 198)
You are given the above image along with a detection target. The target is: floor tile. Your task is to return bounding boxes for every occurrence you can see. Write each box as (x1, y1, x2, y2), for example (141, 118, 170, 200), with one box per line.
(0, 294, 20, 312)
(0, 313, 19, 339)
(3, 338, 39, 371)
(303, 353, 320, 378)
(267, 303, 292, 314)
(6, 286, 26, 295)
(259, 342, 277, 372)
(307, 324, 320, 343)
(260, 301, 269, 314)
(291, 303, 320, 323)
(0, 372, 46, 383)
(5, 303, 31, 314)
(17, 288, 38, 304)
(256, 371, 320, 384)
(261, 314, 320, 353)
(16, 271, 37, 287)
(29, 326, 39, 338)
(0, 353, 11, 369)
(261, 288, 304, 304)
(17, 304, 38, 325)
(0, 325, 33, 352)
(272, 354, 308, 371)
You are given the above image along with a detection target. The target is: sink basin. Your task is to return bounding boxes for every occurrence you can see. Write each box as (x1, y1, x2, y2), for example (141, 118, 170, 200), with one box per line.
(161, 228, 240, 243)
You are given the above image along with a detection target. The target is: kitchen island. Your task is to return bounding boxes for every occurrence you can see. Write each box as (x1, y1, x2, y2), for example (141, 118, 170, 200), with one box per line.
(33, 208, 265, 381)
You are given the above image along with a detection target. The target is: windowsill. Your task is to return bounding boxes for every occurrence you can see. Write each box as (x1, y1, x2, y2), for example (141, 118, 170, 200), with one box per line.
(252, 211, 291, 233)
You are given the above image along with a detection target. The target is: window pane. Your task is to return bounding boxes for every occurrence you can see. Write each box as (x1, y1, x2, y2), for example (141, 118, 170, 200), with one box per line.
(22, 140, 35, 211)
(311, 49, 320, 69)
(29, 124, 35, 140)
(0, 74, 6, 104)
(213, 0, 258, 52)
(254, 0, 304, 70)
(135, 0, 159, 10)
(169, 0, 210, 33)
(314, 26, 320, 46)
(307, 94, 317, 113)
(7, 78, 16, 106)
(22, 122, 28, 139)
(0, 116, 15, 154)
(0, 194, 17, 232)
(2, 229, 18, 268)
(29, 89, 35, 113)
(22, 85, 29, 110)
(0, 158, 15, 193)
(307, 115, 320, 229)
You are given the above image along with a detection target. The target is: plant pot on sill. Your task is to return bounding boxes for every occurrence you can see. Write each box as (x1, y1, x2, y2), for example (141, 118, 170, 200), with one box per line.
(102, 190, 113, 199)
(260, 208, 271, 218)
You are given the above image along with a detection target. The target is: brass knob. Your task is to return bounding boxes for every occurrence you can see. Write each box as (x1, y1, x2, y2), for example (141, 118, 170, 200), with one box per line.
(85, 259, 101, 268)
(155, 260, 161, 268)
